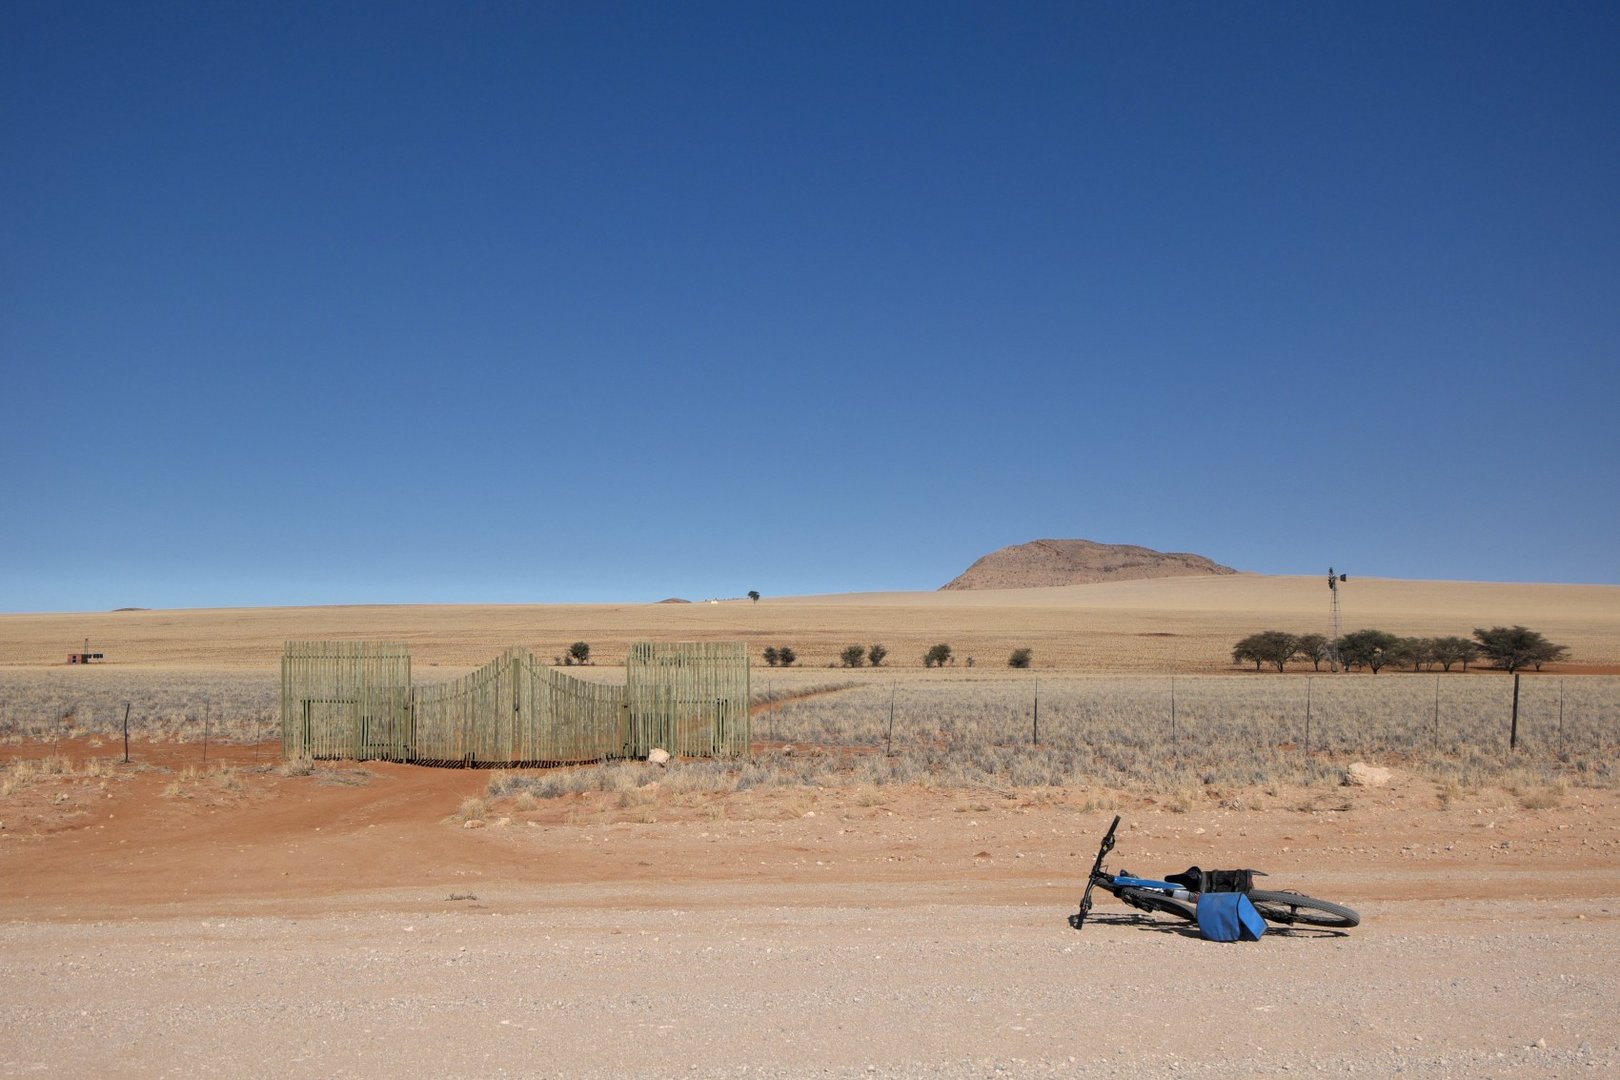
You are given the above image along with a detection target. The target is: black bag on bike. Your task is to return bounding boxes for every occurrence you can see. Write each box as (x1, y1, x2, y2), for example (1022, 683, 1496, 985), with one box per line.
(1165, 866, 1261, 894)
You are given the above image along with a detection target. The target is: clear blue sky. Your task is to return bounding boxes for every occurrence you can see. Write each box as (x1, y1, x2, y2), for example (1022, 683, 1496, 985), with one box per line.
(4, 2, 1617, 612)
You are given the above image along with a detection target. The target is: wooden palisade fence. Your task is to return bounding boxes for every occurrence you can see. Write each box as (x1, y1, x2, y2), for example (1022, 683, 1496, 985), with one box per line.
(282, 640, 748, 765)
(281, 641, 413, 761)
(627, 641, 751, 758)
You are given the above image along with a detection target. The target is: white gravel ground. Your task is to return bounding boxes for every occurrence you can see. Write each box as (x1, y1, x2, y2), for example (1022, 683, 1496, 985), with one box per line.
(2, 884, 1615, 1079)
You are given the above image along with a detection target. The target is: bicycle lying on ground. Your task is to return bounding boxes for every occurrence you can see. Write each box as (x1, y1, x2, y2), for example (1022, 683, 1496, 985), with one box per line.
(1068, 814, 1360, 932)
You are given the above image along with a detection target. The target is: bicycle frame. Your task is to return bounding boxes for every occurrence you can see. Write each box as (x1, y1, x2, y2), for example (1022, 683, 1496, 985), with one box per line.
(1069, 814, 1360, 933)
(1070, 814, 1193, 930)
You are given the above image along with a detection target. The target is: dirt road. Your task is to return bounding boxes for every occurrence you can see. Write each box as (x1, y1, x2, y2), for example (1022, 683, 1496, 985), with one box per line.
(2, 741, 1616, 1078)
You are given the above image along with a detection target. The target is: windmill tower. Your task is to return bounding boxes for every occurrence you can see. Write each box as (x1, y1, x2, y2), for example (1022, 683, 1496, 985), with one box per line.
(1328, 569, 1341, 647)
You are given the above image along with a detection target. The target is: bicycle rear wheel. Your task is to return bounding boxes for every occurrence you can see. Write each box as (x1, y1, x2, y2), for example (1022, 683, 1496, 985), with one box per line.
(1248, 889, 1359, 929)
(1115, 886, 1197, 922)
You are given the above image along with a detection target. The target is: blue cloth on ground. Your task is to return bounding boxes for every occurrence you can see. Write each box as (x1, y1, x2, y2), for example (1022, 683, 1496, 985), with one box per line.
(1196, 893, 1267, 941)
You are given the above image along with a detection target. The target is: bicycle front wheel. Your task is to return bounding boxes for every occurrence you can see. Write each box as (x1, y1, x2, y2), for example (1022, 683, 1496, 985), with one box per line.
(1115, 886, 1197, 923)
(1248, 889, 1359, 929)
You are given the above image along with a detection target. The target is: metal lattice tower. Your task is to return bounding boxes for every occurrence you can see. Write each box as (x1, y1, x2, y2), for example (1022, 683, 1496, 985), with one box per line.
(1328, 567, 1346, 640)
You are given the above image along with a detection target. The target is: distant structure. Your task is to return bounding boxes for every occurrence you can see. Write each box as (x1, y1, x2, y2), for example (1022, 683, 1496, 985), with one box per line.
(67, 638, 105, 664)
(1327, 568, 1348, 670)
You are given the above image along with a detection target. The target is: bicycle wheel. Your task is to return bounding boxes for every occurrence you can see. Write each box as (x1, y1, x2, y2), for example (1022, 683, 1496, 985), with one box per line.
(1248, 889, 1359, 929)
(1115, 886, 1197, 922)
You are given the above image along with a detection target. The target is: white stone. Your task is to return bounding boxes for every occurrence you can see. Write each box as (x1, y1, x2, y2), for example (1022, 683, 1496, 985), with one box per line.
(1345, 762, 1392, 787)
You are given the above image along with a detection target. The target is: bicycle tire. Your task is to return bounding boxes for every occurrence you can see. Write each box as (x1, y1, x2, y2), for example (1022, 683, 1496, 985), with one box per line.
(1114, 886, 1197, 922)
(1248, 889, 1360, 929)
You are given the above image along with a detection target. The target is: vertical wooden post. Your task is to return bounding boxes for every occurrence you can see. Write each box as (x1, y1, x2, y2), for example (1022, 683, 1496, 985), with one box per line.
(1032, 679, 1040, 746)
(1510, 673, 1521, 751)
(122, 703, 131, 764)
(1433, 674, 1440, 750)
(886, 682, 896, 757)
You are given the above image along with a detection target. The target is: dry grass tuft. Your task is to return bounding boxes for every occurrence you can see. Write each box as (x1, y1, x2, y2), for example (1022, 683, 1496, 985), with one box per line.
(1517, 781, 1566, 810)
(210, 764, 244, 793)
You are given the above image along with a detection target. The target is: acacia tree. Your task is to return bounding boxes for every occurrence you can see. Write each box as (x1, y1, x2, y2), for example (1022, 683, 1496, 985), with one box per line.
(1008, 647, 1033, 669)
(568, 641, 591, 665)
(1391, 637, 1434, 672)
(1296, 633, 1331, 671)
(1429, 636, 1481, 672)
(840, 644, 866, 668)
(747, 590, 760, 603)
(1336, 629, 1401, 673)
(762, 646, 779, 667)
(1473, 626, 1569, 672)
(867, 643, 888, 668)
(1231, 630, 1299, 672)
(924, 643, 953, 668)
(776, 646, 797, 667)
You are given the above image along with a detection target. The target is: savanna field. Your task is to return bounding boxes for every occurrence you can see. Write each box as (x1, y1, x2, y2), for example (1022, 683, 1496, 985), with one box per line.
(4, 575, 1620, 1077)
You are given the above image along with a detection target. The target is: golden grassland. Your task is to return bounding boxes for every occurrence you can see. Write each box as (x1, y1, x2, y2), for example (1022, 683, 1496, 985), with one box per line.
(2, 574, 1617, 673)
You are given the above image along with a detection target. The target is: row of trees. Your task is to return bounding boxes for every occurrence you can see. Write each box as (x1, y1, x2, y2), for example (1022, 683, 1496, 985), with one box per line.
(1232, 625, 1570, 674)
(767, 644, 1036, 669)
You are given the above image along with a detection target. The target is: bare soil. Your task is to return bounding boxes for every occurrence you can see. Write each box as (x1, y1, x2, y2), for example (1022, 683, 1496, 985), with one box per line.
(3, 739, 1617, 1078)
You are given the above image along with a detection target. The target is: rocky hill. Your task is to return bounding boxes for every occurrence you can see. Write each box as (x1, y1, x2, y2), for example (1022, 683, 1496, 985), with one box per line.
(941, 539, 1237, 590)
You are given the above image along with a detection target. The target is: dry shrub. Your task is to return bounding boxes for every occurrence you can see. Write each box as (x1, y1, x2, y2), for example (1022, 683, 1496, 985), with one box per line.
(451, 796, 487, 823)
(314, 766, 371, 787)
(615, 786, 657, 809)
(1517, 781, 1566, 810)
(1, 760, 39, 796)
(279, 757, 316, 777)
(210, 765, 244, 793)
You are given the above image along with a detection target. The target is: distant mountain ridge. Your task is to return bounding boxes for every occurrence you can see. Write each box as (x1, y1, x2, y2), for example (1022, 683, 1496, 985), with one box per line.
(941, 539, 1237, 590)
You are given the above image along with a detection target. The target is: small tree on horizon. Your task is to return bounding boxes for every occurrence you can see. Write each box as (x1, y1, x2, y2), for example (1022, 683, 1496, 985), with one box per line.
(1410, 637, 1436, 672)
(1474, 626, 1569, 672)
(924, 643, 953, 668)
(1296, 634, 1330, 672)
(1430, 636, 1481, 672)
(1231, 630, 1300, 672)
(762, 646, 779, 667)
(1336, 629, 1401, 673)
(868, 643, 888, 668)
(748, 590, 760, 603)
(568, 641, 591, 665)
(776, 646, 797, 667)
(840, 644, 866, 668)
(1008, 647, 1033, 669)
